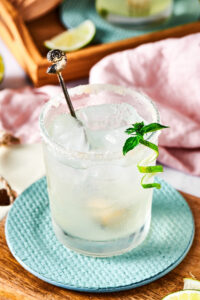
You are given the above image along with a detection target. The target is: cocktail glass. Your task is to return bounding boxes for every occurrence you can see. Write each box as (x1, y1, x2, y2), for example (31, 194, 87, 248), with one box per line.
(40, 84, 160, 257)
(96, 0, 173, 26)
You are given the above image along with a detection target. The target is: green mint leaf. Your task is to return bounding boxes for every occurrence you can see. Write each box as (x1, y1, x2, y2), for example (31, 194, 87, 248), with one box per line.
(125, 122, 146, 135)
(125, 128, 136, 135)
(123, 136, 140, 155)
(132, 122, 144, 133)
(141, 123, 169, 134)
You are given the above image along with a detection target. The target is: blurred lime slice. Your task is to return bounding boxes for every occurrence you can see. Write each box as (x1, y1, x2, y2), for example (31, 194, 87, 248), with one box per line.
(44, 20, 96, 52)
(184, 278, 200, 290)
(162, 290, 200, 299)
(0, 54, 4, 83)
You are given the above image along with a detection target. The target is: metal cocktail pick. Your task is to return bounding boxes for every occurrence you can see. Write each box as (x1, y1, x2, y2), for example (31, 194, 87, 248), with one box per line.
(46, 49, 77, 119)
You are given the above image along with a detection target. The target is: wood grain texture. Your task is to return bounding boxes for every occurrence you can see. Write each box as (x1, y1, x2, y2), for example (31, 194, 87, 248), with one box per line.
(1, 0, 200, 86)
(0, 191, 200, 300)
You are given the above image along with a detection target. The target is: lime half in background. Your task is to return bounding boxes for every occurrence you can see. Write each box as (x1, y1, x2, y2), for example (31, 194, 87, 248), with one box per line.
(162, 290, 200, 300)
(0, 54, 4, 83)
(44, 20, 96, 52)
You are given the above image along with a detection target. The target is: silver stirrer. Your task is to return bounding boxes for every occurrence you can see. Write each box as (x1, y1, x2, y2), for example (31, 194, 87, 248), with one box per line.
(46, 49, 77, 119)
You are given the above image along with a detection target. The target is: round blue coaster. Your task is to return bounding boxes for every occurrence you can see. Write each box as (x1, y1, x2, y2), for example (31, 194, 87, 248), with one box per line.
(5, 177, 194, 293)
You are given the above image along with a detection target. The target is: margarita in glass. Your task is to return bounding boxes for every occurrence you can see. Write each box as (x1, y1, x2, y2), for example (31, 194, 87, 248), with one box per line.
(40, 84, 160, 257)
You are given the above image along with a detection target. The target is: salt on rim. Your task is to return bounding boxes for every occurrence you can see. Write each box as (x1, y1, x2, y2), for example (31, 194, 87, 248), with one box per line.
(39, 84, 160, 161)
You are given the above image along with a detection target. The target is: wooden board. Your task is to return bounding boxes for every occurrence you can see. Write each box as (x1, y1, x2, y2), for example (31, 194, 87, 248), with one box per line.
(0, 191, 200, 300)
(1, 0, 200, 87)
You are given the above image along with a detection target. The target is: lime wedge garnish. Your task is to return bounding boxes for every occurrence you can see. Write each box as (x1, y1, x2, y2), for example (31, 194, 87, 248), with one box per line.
(44, 20, 96, 52)
(162, 290, 200, 299)
(0, 54, 4, 83)
(184, 278, 200, 290)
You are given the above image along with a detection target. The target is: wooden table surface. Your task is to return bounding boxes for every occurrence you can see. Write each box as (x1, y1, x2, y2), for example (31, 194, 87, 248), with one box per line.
(0, 192, 200, 300)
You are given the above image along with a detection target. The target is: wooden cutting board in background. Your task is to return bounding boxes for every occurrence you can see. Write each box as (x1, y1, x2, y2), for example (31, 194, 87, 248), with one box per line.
(0, 0, 200, 86)
(0, 191, 200, 300)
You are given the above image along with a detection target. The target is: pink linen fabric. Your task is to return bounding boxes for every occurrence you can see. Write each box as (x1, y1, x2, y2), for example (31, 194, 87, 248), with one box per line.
(89, 33, 200, 175)
(0, 86, 60, 143)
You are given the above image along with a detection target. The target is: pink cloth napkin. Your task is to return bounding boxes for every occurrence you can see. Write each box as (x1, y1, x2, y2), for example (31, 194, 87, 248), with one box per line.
(0, 86, 60, 143)
(89, 33, 200, 176)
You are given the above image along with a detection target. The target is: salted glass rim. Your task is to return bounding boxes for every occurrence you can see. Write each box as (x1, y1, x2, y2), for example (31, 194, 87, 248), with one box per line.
(39, 84, 160, 161)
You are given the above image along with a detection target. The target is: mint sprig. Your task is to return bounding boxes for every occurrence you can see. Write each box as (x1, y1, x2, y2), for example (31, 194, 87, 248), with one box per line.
(123, 122, 168, 189)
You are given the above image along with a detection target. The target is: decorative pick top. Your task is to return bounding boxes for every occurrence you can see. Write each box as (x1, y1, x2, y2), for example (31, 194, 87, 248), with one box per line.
(46, 49, 77, 119)
(47, 49, 67, 74)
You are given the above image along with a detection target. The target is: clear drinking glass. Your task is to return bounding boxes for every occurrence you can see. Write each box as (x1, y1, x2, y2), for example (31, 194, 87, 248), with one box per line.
(40, 84, 160, 257)
(96, 0, 173, 26)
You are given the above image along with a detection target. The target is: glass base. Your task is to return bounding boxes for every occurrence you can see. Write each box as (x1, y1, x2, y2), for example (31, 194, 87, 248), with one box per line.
(52, 216, 151, 257)
(105, 4, 173, 27)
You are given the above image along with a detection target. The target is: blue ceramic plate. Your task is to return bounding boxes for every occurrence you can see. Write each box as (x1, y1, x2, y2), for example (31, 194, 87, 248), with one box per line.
(5, 177, 194, 293)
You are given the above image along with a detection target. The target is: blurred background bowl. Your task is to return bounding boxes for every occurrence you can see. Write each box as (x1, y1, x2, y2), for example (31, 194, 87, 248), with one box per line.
(9, 0, 63, 21)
